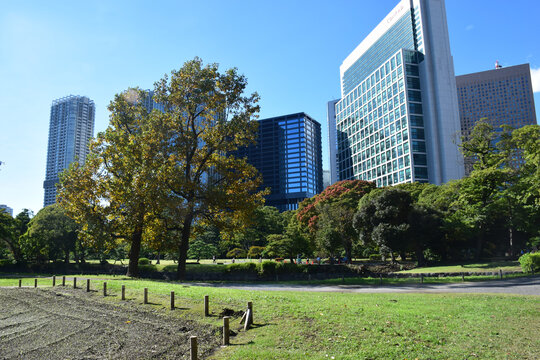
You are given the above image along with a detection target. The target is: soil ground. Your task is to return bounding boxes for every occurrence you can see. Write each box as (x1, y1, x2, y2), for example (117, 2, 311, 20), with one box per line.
(0, 287, 220, 359)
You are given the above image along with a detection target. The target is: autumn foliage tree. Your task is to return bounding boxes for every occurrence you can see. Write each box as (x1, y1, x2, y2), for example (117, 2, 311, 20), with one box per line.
(59, 58, 266, 279)
(296, 180, 375, 259)
(59, 88, 164, 276)
(149, 58, 266, 279)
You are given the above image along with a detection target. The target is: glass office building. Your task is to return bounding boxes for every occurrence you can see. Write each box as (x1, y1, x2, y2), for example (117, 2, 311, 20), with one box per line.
(329, 0, 464, 187)
(456, 63, 537, 174)
(43, 95, 95, 206)
(237, 113, 323, 212)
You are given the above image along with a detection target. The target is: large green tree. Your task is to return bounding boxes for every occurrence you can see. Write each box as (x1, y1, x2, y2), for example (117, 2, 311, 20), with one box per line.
(0, 211, 16, 261)
(0, 209, 32, 263)
(149, 58, 266, 279)
(20, 205, 78, 263)
(297, 180, 375, 257)
(230, 206, 284, 251)
(354, 188, 412, 262)
(60, 59, 266, 279)
(59, 88, 164, 277)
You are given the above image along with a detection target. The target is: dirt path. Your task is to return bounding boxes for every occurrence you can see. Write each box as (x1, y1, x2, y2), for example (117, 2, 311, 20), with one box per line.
(0, 287, 219, 359)
(198, 275, 540, 295)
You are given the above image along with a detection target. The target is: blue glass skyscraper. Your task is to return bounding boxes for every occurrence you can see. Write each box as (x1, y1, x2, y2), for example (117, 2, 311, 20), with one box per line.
(329, 0, 464, 187)
(237, 113, 323, 212)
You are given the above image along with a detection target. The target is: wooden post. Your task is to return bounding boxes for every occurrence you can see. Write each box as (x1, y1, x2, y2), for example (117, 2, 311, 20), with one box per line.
(34, 279, 37, 288)
(18, 279, 22, 288)
(462, 273, 465, 282)
(62, 276, 66, 286)
(204, 295, 209, 316)
(170, 291, 175, 310)
(73, 277, 77, 289)
(223, 316, 230, 345)
(103, 282, 107, 296)
(247, 301, 253, 325)
(86, 279, 91, 292)
(52, 275, 56, 287)
(190, 336, 198, 360)
(420, 274, 424, 284)
(499, 269, 503, 279)
(121, 285, 125, 300)
(144, 288, 148, 304)
(243, 309, 252, 331)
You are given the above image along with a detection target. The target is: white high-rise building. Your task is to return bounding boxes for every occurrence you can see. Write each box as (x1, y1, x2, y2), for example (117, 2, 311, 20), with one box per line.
(329, 0, 464, 187)
(43, 95, 95, 206)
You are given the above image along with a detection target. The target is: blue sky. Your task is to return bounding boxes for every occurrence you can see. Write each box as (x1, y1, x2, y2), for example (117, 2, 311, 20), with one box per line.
(1, 0, 539, 216)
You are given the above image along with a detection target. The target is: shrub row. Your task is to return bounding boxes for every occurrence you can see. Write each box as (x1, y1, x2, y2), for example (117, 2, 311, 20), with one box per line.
(225, 261, 310, 276)
(519, 253, 540, 273)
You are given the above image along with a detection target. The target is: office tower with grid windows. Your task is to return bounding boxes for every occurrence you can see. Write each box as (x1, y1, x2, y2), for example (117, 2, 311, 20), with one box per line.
(43, 95, 95, 206)
(456, 63, 537, 174)
(237, 112, 323, 212)
(329, 0, 464, 187)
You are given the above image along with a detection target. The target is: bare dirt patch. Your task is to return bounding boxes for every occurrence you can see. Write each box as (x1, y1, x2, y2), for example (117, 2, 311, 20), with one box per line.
(0, 287, 220, 359)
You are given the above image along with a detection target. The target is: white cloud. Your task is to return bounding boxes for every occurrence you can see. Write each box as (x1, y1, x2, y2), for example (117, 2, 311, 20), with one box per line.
(531, 67, 540, 93)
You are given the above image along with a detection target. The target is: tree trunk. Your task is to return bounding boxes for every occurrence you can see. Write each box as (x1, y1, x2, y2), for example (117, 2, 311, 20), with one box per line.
(415, 246, 425, 266)
(345, 246, 352, 264)
(177, 213, 194, 280)
(126, 229, 142, 277)
(156, 250, 161, 265)
(508, 227, 513, 257)
(399, 251, 406, 261)
(475, 232, 484, 260)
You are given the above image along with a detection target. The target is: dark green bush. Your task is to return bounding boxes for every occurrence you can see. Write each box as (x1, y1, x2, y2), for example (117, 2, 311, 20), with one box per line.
(276, 262, 307, 274)
(226, 262, 257, 273)
(162, 265, 177, 272)
(138, 258, 151, 265)
(258, 260, 277, 275)
(138, 264, 157, 272)
(519, 253, 540, 273)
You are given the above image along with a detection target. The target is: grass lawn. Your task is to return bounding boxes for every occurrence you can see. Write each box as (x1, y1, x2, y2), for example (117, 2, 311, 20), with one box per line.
(1, 275, 539, 359)
(397, 260, 522, 274)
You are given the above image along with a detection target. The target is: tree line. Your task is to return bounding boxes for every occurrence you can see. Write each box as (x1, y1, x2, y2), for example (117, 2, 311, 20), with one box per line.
(1, 58, 538, 274)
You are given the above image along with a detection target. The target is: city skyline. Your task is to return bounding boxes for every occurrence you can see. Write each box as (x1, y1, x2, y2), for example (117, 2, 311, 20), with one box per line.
(1, 0, 540, 215)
